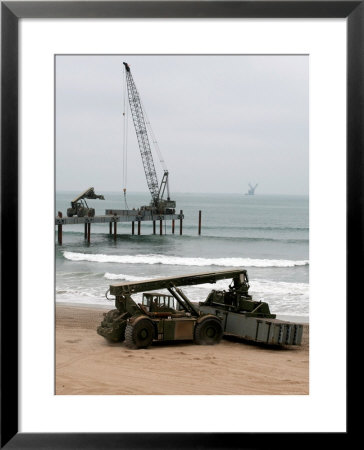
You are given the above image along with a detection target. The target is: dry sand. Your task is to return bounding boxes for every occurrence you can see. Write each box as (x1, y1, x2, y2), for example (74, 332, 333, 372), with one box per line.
(56, 304, 309, 395)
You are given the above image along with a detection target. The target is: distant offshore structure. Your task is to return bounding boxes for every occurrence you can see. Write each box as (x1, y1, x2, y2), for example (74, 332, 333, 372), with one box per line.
(245, 183, 258, 196)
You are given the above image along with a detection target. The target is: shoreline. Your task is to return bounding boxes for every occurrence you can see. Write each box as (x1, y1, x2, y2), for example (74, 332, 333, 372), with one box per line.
(55, 300, 309, 323)
(56, 304, 309, 395)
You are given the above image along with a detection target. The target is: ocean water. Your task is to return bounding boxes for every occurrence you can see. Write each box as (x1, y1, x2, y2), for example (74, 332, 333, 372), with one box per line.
(55, 192, 309, 321)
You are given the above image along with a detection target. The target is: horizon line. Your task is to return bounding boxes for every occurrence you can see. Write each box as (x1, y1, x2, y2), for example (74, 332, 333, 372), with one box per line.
(55, 190, 309, 196)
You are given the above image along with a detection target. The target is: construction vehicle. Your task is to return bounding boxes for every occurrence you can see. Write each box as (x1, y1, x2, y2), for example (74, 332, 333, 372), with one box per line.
(66, 187, 105, 217)
(122, 62, 176, 215)
(97, 269, 303, 348)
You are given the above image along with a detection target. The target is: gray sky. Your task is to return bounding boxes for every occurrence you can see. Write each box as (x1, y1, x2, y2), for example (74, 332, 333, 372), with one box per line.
(56, 55, 308, 195)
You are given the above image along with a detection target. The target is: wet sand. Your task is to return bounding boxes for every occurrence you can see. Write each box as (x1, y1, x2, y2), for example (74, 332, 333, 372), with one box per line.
(56, 304, 309, 395)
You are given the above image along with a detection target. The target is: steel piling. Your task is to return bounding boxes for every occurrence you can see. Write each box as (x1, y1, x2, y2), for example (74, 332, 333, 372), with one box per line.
(57, 212, 63, 245)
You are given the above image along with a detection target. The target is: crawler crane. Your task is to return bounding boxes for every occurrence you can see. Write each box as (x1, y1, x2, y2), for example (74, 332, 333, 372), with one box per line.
(123, 62, 176, 215)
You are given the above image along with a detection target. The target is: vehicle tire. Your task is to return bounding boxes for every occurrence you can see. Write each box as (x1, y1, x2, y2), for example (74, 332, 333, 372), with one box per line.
(125, 318, 154, 349)
(194, 317, 223, 345)
(77, 207, 85, 217)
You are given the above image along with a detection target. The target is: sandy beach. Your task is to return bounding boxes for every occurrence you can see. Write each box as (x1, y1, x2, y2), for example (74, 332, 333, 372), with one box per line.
(56, 304, 309, 395)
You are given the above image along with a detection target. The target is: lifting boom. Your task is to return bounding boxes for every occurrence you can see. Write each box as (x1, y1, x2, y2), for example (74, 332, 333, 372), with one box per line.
(123, 62, 175, 213)
(70, 187, 105, 206)
(109, 269, 248, 296)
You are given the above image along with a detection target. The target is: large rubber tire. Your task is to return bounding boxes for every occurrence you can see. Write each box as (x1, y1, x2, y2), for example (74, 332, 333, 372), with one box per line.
(76, 207, 85, 217)
(194, 318, 223, 345)
(125, 318, 154, 349)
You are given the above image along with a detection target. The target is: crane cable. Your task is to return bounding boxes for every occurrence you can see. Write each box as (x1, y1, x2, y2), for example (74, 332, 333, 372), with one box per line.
(140, 97, 167, 172)
(122, 66, 129, 209)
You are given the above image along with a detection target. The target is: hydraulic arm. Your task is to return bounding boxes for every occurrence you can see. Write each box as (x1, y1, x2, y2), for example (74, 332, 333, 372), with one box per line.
(70, 187, 105, 207)
(109, 269, 248, 296)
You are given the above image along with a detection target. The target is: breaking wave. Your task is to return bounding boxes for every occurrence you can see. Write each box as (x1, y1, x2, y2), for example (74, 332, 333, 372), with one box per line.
(103, 272, 154, 281)
(63, 251, 309, 268)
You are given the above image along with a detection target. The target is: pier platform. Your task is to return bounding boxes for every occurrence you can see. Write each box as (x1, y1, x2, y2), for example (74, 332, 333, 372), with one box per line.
(55, 211, 183, 225)
(55, 209, 187, 244)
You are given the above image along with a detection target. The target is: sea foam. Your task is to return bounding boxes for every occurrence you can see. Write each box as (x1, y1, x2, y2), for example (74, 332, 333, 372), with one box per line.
(63, 251, 309, 268)
(103, 272, 153, 281)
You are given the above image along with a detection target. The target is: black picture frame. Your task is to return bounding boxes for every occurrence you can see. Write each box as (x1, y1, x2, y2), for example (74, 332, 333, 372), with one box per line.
(1, 1, 356, 448)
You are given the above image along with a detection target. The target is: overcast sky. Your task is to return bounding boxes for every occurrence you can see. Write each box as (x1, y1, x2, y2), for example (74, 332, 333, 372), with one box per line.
(56, 55, 308, 195)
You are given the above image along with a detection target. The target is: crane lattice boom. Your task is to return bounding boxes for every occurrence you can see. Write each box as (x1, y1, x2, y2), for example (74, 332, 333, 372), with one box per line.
(123, 62, 160, 206)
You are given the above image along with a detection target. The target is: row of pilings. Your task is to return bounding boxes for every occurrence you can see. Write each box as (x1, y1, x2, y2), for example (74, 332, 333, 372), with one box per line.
(57, 210, 202, 244)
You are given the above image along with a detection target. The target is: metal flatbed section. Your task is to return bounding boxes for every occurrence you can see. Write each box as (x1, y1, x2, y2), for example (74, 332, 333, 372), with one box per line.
(55, 212, 182, 225)
(188, 271, 305, 346)
(109, 269, 246, 296)
(201, 304, 303, 346)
